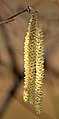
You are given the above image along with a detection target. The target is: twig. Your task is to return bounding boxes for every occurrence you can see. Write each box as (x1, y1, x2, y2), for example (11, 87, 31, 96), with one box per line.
(0, 6, 36, 25)
(0, 5, 59, 25)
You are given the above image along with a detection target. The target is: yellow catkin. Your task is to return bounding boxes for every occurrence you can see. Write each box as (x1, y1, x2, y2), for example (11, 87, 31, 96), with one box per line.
(23, 13, 37, 104)
(35, 26, 44, 114)
(23, 12, 44, 115)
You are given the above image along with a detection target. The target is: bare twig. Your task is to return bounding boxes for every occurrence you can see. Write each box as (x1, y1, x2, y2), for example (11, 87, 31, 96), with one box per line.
(0, 5, 59, 25)
(0, 6, 36, 25)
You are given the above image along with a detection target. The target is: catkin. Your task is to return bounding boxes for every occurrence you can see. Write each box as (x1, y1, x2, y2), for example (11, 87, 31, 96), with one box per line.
(23, 13, 37, 104)
(35, 26, 44, 114)
(23, 12, 44, 115)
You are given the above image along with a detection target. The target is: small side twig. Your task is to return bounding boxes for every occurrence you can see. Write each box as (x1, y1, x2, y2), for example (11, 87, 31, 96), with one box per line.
(0, 6, 36, 25)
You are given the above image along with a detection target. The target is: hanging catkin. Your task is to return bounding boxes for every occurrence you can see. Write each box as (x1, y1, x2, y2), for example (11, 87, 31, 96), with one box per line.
(23, 12, 44, 114)
(23, 13, 37, 104)
(35, 26, 44, 114)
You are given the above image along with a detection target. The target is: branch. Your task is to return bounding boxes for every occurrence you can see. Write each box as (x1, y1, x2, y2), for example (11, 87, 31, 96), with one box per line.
(0, 6, 35, 25)
(0, 5, 59, 25)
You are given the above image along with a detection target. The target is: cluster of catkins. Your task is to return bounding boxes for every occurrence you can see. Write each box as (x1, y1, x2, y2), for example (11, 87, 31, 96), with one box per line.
(23, 12, 44, 115)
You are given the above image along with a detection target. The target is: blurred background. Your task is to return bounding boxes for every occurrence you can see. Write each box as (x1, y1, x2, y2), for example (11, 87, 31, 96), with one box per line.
(0, 0, 59, 119)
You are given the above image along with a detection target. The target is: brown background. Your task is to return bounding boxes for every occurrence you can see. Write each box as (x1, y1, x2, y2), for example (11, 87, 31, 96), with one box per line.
(0, 0, 59, 119)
